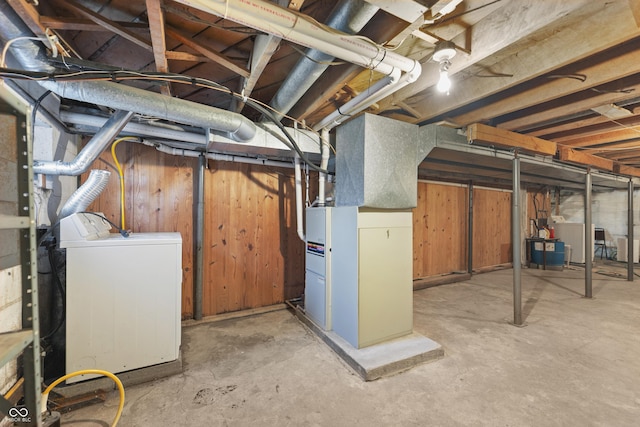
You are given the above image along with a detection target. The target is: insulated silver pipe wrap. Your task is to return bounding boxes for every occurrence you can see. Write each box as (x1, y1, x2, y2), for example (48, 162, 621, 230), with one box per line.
(0, 0, 256, 141)
(59, 169, 111, 219)
(33, 110, 134, 176)
(40, 81, 257, 141)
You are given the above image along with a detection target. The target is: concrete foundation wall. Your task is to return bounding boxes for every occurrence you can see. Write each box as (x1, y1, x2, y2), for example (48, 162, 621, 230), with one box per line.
(556, 189, 640, 259)
(0, 258, 21, 397)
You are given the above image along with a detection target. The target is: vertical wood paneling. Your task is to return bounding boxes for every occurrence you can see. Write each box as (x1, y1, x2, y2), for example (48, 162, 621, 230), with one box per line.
(472, 188, 512, 268)
(84, 143, 196, 318)
(203, 163, 306, 316)
(84, 139, 517, 318)
(412, 182, 468, 278)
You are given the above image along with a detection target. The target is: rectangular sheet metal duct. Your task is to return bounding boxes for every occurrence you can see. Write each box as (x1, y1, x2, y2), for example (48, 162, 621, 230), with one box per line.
(335, 114, 418, 209)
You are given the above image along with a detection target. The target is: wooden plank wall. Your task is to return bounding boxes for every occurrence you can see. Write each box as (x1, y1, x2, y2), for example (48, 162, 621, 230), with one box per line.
(472, 188, 512, 268)
(413, 181, 468, 277)
(85, 143, 197, 318)
(83, 142, 517, 317)
(85, 143, 306, 318)
(203, 161, 305, 316)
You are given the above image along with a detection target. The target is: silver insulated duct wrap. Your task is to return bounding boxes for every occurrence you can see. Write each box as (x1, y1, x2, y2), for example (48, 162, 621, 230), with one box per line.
(334, 114, 418, 209)
(34, 110, 134, 176)
(59, 169, 111, 219)
(0, 0, 256, 142)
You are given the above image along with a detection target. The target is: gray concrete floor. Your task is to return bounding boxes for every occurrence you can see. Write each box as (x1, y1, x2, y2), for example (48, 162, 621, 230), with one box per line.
(59, 263, 640, 426)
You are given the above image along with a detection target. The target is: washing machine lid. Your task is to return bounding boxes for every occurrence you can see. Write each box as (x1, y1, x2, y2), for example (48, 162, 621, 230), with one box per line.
(60, 231, 182, 248)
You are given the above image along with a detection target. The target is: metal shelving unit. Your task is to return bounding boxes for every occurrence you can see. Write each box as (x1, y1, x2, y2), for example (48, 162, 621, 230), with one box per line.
(0, 87, 42, 426)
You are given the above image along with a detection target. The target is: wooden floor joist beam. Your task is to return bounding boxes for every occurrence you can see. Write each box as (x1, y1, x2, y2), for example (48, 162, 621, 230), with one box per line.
(614, 163, 640, 177)
(467, 123, 557, 156)
(558, 147, 614, 171)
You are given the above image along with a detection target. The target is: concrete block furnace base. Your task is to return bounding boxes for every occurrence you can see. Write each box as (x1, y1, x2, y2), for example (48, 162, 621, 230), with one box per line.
(295, 307, 443, 381)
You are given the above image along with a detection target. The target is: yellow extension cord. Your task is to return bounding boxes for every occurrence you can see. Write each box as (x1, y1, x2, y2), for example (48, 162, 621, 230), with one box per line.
(110, 137, 137, 230)
(41, 369, 125, 426)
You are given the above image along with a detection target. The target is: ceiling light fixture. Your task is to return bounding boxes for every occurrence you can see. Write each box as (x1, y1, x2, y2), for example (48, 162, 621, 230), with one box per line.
(433, 41, 457, 95)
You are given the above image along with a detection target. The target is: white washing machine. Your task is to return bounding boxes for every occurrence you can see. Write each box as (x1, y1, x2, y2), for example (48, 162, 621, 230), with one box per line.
(59, 213, 182, 383)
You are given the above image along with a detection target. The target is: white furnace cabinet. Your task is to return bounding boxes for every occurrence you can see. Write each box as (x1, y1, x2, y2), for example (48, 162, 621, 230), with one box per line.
(331, 207, 413, 349)
(60, 213, 182, 383)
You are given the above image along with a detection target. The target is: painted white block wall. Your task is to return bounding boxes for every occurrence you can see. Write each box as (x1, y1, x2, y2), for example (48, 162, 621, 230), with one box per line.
(556, 189, 640, 260)
(0, 264, 22, 396)
(33, 122, 79, 226)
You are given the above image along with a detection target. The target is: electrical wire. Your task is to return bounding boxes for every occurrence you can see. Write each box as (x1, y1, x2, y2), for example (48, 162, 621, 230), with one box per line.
(0, 67, 330, 174)
(31, 89, 52, 145)
(80, 211, 130, 237)
(111, 137, 138, 230)
(42, 369, 125, 426)
(1, 36, 48, 67)
(41, 244, 65, 342)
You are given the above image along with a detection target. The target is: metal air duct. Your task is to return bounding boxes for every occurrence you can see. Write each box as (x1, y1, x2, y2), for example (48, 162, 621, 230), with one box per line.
(0, 0, 256, 142)
(175, 0, 419, 76)
(269, 0, 379, 120)
(34, 110, 134, 176)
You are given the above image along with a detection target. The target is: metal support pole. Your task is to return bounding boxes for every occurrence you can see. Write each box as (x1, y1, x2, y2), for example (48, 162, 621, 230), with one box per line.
(512, 155, 522, 325)
(628, 178, 634, 281)
(585, 170, 593, 298)
(194, 153, 206, 320)
(468, 181, 474, 274)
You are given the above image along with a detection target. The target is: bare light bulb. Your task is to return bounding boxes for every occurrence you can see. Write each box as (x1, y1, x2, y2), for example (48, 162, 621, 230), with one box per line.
(437, 69, 451, 94)
(437, 59, 452, 94)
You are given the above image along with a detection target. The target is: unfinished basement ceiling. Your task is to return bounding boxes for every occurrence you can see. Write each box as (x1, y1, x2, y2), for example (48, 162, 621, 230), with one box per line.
(4, 0, 640, 180)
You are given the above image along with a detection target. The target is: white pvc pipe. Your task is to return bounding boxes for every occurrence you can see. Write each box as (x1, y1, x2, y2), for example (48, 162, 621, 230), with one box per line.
(154, 143, 295, 168)
(175, 0, 419, 76)
(294, 155, 305, 242)
(313, 64, 421, 131)
(318, 128, 330, 206)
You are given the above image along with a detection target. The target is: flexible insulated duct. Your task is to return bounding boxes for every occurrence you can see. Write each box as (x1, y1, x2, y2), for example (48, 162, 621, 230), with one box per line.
(34, 110, 134, 176)
(0, 0, 256, 141)
(59, 169, 111, 219)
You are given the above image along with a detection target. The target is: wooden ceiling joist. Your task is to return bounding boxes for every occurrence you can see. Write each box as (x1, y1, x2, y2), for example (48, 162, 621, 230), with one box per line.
(498, 80, 640, 132)
(39, 16, 149, 32)
(386, 0, 600, 120)
(558, 147, 614, 171)
(6, 0, 68, 56)
(552, 126, 640, 147)
(614, 163, 640, 178)
(62, 0, 153, 51)
(449, 43, 640, 128)
(165, 27, 250, 78)
(145, 0, 171, 96)
(467, 123, 557, 156)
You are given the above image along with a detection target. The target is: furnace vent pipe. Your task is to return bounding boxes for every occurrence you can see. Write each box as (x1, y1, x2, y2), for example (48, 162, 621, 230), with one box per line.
(318, 128, 330, 206)
(294, 155, 305, 242)
(33, 110, 134, 176)
(268, 0, 379, 120)
(59, 169, 111, 219)
(175, 0, 419, 77)
(0, 0, 256, 142)
(312, 64, 421, 131)
(153, 143, 295, 168)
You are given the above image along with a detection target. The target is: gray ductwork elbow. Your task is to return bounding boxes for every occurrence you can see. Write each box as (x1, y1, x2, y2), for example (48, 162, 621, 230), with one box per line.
(33, 109, 134, 176)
